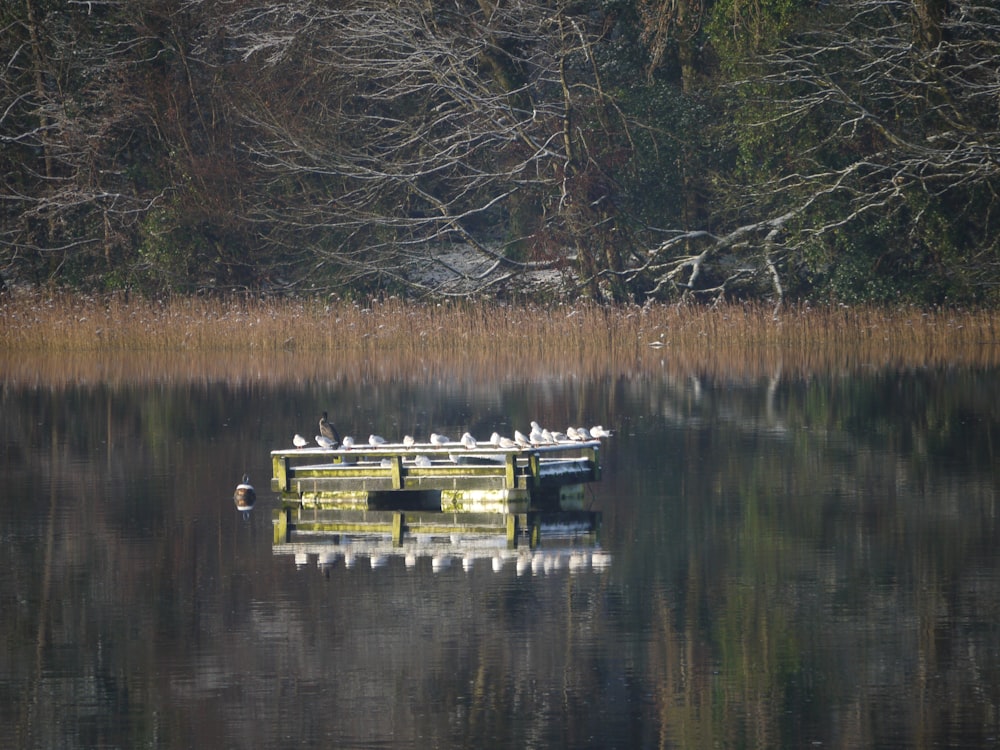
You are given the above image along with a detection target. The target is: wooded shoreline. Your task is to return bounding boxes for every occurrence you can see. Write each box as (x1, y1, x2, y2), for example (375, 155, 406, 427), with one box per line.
(4, 1, 998, 306)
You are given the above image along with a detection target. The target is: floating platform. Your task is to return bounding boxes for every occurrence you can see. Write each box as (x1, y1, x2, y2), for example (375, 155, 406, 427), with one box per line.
(271, 440, 602, 545)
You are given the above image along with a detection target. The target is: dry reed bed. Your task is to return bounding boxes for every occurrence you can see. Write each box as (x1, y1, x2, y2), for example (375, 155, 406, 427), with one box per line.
(1, 293, 998, 385)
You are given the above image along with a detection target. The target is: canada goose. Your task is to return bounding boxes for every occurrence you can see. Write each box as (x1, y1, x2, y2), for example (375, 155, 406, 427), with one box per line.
(319, 412, 341, 445)
(234, 474, 256, 510)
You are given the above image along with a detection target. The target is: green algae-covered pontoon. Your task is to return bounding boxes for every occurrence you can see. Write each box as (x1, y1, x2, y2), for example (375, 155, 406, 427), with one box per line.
(271, 440, 602, 546)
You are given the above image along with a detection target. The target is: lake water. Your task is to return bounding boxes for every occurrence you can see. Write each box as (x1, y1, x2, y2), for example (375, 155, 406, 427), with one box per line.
(1, 360, 998, 748)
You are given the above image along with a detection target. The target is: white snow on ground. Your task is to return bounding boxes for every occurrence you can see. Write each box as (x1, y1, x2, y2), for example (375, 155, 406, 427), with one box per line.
(402, 243, 571, 296)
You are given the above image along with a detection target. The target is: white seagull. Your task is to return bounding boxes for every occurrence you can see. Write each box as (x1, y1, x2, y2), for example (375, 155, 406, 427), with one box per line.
(514, 430, 531, 448)
(403, 435, 415, 447)
(316, 434, 336, 449)
(293, 434, 308, 449)
(429, 432, 450, 446)
(491, 432, 517, 449)
(369, 434, 386, 447)
(590, 425, 613, 438)
(341, 435, 355, 450)
(414, 455, 432, 467)
(460, 432, 477, 449)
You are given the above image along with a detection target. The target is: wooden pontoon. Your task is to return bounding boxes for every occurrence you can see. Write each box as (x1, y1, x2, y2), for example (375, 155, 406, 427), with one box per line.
(271, 439, 602, 546)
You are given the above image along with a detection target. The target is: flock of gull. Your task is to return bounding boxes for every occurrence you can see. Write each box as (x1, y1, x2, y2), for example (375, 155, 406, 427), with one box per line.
(294, 411, 613, 453)
(238, 411, 612, 511)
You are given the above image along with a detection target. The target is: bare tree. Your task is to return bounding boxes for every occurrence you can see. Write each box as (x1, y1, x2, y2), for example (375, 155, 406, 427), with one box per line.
(634, 0, 1000, 305)
(221, 0, 639, 299)
(0, 0, 170, 288)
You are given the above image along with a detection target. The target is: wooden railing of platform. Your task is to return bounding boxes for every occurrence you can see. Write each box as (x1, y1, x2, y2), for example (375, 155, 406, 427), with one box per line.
(270, 440, 601, 501)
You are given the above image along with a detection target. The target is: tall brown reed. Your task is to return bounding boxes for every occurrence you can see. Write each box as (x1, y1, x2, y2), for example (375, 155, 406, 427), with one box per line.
(1, 291, 998, 385)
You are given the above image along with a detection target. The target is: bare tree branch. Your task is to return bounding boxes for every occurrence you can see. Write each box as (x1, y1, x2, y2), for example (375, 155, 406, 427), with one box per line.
(215, 0, 637, 297)
(639, 0, 1000, 303)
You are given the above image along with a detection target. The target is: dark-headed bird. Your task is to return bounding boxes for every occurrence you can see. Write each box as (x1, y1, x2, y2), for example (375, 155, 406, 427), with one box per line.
(319, 411, 341, 446)
(234, 474, 256, 511)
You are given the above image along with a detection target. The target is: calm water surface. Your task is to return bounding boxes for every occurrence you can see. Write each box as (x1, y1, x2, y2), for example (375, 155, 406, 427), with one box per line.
(1, 365, 998, 748)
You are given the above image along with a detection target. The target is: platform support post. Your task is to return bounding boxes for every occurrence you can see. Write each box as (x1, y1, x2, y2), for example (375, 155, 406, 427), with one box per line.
(528, 514, 541, 548)
(528, 452, 541, 488)
(273, 508, 289, 545)
(390, 456, 404, 489)
(392, 511, 405, 546)
(504, 453, 517, 488)
(506, 514, 519, 548)
(273, 454, 290, 492)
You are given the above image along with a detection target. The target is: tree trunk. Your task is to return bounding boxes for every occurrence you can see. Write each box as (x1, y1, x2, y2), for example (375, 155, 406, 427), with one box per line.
(23, 0, 58, 269)
(912, 0, 951, 50)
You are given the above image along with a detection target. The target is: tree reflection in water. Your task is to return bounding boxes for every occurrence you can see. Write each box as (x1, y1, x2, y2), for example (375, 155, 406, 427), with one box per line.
(1, 360, 998, 748)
